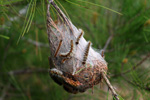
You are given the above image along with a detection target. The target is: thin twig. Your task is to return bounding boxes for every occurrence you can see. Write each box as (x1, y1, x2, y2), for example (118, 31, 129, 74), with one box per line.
(0, 83, 10, 100)
(103, 34, 113, 52)
(121, 72, 150, 91)
(48, 0, 53, 3)
(102, 72, 120, 100)
(6, 68, 48, 75)
(111, 53, 150, 77)
(22, 37, 49, 48)
(127, 7, 150, 25)
(123, 53, 150, 74)
(103, 24, 114, 52)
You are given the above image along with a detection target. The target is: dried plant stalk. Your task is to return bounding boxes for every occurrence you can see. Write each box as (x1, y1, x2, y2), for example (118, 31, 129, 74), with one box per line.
(47, 0, 119, 99)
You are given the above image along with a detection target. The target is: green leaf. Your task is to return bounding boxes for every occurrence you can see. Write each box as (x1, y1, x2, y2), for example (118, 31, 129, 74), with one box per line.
(65, 0, 123, 15)
(0, 34, 10, 39)
(143, 32, 149, 43)
(0, 0, 23, 5)
(17, 0, 36, 44)
(118, 95, 125, 100)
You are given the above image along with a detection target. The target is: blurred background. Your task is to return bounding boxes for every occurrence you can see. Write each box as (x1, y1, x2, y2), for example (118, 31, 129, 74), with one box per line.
(0, 0, 150, 100)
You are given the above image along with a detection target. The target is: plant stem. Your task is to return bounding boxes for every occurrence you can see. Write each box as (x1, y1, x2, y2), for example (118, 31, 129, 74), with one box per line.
(102, 72, 120, 100)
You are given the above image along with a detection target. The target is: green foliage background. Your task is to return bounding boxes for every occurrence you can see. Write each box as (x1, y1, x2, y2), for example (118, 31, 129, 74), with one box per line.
(0, 0, 150, 100)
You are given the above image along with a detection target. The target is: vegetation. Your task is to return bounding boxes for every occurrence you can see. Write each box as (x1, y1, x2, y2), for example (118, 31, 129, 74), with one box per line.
(0, 0, 150, 100)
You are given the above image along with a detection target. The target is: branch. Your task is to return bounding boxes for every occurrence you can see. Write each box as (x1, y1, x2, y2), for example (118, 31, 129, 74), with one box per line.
(121, 72, 150, 92)
(103, 34, 113, 52)
(112, 53, 150, 77)
(0, 84, 10, 100)
(102, 72, 120, 100)
(22, 37, 49, 48)
(103, 24, 114, 52)
(48, 0, 53, 3)
(122, 53, 150, 74)
(7, 68, 48, 75)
